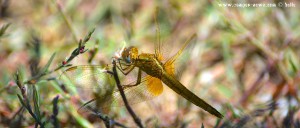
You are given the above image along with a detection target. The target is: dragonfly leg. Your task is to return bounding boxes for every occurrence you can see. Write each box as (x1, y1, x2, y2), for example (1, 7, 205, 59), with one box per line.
(122, 68, 142, 88)
(118, 60, 132, 70)
(117, 64, 135, 75)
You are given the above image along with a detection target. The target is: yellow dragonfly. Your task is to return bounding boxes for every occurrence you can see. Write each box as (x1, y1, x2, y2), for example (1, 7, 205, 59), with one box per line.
(62, 18, 223, 119)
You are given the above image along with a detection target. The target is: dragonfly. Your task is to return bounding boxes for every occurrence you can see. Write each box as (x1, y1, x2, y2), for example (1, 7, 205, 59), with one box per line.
(62, 18, 223, 119)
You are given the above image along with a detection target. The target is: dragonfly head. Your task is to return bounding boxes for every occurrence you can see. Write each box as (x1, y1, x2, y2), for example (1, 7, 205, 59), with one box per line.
(121, 46, 138, 63)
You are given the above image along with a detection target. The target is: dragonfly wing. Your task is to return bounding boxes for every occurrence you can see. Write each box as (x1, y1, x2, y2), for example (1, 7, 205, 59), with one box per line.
(164, 59, 175, 77)
(61, 65, 164, 113)
(163, 34, 197, 78)
(145, 75, 164, 96)
(61, 65, 115, 91)
(60, 65, 117, 110)
(164, 34, 197, 66)
(154, 8, 164, 61)
(101, 75, 164, 108)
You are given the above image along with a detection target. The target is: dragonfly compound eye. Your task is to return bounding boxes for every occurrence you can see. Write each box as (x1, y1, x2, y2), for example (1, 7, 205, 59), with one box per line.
(121, 46, 138, 63)
(125, 55, 131, 63)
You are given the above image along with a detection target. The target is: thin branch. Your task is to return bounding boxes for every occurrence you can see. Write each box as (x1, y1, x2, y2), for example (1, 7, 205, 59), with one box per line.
(24, 29, 95, 84)
(15, 28, 94, 128)
(87, 106, 127, 128)
(111, 59, 144, 128)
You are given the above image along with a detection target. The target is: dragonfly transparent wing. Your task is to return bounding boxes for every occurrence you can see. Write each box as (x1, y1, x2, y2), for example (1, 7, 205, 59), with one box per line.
(60, 65, 116, 105)
(79, 74, 164, 113)
(61, 65, 164, 113)
(109, 75, 163, 106)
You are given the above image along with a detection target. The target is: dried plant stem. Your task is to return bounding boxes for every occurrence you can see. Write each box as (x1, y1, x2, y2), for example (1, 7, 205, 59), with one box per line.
(112, 59, 144, 128)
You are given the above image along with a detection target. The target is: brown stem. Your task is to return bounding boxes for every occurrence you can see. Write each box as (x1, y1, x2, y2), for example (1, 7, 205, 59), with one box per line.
(112, 59, 144, 128)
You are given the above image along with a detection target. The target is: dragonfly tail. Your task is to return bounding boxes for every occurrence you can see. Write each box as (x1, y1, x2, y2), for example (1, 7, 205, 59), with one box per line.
(162, 73, 223, 118)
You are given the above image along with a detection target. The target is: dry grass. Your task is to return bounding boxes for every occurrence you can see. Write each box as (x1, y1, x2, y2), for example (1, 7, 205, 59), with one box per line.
(0, 0, 300, 127)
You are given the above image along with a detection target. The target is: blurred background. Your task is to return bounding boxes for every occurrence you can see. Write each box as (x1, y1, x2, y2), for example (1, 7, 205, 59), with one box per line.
(0, 0, 300, 127)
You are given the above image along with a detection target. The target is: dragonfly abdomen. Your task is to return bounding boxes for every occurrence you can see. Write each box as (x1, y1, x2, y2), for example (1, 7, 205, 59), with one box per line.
(161, 72, 223, 118)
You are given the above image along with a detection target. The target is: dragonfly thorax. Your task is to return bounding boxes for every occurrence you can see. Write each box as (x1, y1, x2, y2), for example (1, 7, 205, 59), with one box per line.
(135, 53, 165, 78)
(121, 46, 165, 78)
